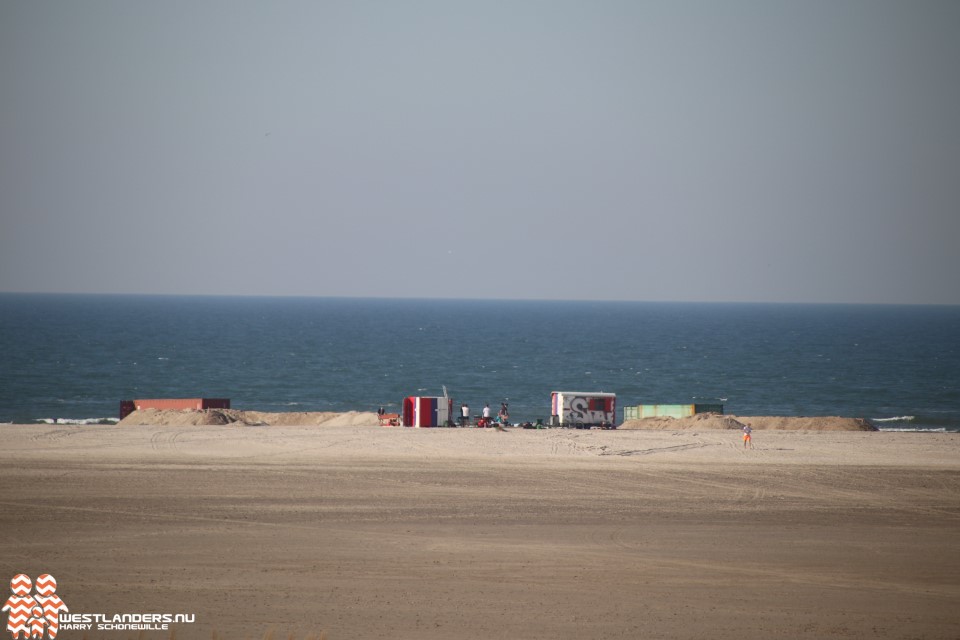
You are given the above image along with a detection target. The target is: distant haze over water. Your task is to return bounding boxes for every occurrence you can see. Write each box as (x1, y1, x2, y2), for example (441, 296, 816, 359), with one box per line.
(1, 294, 958, 431)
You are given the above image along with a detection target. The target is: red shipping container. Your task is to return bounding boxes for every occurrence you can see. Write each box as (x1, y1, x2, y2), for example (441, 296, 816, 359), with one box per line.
(133, 398, 230, 411)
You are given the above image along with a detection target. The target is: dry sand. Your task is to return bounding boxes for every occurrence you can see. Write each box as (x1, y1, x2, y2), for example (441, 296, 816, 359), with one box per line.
(1, 418, 958, 639)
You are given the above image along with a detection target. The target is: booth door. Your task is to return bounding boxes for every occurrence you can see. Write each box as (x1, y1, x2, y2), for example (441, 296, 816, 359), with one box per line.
(418, 397, 438, 427)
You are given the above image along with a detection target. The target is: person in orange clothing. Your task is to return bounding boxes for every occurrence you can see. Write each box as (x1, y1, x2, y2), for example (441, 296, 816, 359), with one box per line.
(742, 424, 754, 449)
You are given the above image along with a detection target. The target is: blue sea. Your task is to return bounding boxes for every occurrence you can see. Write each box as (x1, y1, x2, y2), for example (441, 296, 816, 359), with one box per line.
(1, 294, 958, 431)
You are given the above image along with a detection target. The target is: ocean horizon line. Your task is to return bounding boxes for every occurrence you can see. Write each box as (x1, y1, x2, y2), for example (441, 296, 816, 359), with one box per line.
(2, 291, 957, 308)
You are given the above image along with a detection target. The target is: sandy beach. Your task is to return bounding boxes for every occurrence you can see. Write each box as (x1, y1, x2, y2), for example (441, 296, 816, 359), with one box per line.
(1, 419, 958, 639)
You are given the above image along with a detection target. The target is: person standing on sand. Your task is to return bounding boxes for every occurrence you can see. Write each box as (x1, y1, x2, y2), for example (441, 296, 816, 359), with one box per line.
(460, 403, 469, 428)
(742, 424, 753, 449)
(483, 404, 491, 420)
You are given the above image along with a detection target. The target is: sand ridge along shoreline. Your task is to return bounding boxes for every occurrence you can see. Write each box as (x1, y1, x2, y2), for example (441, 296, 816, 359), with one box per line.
(113, 408, 878, 431)
(2, 420, 958, 639)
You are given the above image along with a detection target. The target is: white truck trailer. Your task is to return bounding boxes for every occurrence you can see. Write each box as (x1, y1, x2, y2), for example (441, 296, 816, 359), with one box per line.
(550, 391, 617, 428)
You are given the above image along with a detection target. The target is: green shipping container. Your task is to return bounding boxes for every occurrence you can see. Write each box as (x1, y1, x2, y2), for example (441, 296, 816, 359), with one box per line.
(622, 404, 724, 421)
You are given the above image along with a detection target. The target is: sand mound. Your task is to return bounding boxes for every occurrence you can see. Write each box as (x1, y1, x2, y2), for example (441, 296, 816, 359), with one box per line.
(619, 414, 746, 430)
(238, 411, 379, 427)
(120, 410, 876, 431)
(738, 416, 877, 431)
(117, 408, 236, 426)
(119, 409, 380, 427)
(619, 413, 876, 431)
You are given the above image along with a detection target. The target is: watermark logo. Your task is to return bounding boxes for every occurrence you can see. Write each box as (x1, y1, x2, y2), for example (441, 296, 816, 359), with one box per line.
(2, 574, 68, 639)
(3, 574, 194, 637)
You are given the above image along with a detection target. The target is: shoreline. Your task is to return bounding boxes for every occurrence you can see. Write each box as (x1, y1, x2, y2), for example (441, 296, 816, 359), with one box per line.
(9, 410, 954, 432)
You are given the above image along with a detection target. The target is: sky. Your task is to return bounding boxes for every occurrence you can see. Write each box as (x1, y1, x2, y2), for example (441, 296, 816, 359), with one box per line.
(1, 1, 958, 304)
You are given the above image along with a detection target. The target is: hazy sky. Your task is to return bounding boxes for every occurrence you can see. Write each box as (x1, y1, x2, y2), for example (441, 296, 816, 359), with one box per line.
(2, 1, 958, 304)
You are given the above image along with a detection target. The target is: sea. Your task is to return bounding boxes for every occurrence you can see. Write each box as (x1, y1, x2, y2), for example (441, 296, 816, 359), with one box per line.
(1, 293, 958, 431)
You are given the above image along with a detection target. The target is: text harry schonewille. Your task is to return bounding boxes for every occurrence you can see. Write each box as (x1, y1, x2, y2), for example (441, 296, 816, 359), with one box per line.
(58, 612, 195, 631)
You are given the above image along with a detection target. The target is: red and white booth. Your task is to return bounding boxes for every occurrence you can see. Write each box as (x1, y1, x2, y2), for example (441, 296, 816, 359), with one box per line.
(402, 396, 453, 427)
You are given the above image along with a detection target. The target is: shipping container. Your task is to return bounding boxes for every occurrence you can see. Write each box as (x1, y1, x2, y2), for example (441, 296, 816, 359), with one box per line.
(401, 396, 453, 427)
(132, 398, 231, 412)
(622, 404, 724, 421)
(550, 391, 616, 428)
